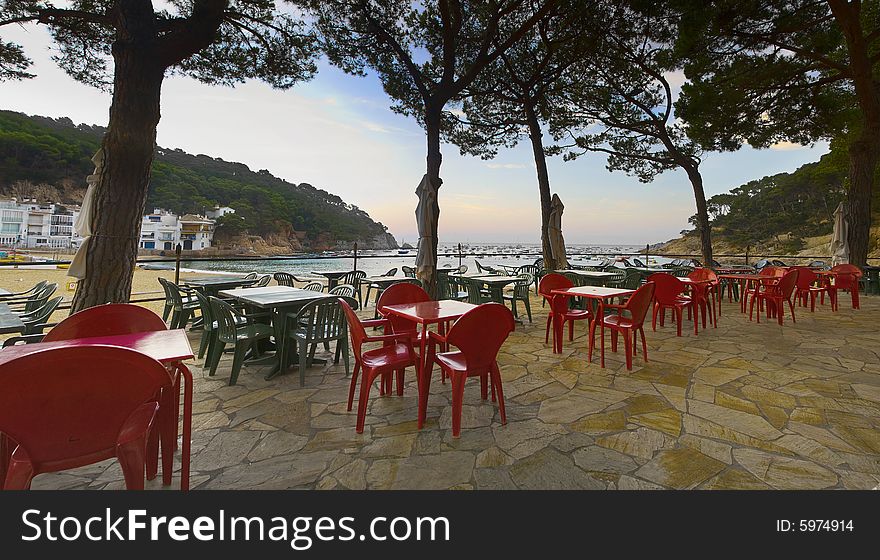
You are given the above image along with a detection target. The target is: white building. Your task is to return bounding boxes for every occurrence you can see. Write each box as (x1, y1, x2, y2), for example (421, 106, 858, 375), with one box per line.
(139, 209, 218, 251)
(0, 199, 82, 249)
(206, 206, 235, 219)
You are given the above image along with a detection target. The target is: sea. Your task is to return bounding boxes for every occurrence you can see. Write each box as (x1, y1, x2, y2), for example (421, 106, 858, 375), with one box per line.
(178, 242, 675, 276)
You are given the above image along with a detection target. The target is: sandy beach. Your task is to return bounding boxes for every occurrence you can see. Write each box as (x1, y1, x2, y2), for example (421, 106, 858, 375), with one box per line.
(0, 266, 208, 333)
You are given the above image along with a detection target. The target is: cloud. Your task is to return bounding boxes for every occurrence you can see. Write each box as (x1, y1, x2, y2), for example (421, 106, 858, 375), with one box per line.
(770, 141, 810, 151)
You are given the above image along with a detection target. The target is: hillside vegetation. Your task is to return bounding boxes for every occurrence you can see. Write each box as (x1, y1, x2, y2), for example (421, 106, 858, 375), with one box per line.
(0, 111, 397, 251)
(659, 144, 880, 258)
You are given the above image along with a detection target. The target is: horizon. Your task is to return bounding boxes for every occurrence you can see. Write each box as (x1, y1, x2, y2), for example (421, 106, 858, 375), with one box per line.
(1, 24, 830, 247)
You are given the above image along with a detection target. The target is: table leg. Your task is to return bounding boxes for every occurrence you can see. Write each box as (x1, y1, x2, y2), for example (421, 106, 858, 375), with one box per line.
(417, 326, 430, 429)
(598, 300, 606, 368)
(264, 309, 285, 380)
(178, 363, 193, 491)
(551, 295, 566, 353)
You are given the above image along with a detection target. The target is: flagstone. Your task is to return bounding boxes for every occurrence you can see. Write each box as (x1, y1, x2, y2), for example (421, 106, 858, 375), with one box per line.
(596, 427, 674, 461)
(630, 409, 681, 437)
(788, 407, 825, 425)
(653, 383, 687, 412)
(699, 468, 773, 490)
(510, 448, 604, 490)
(537, 392, 608, 424)
(694, 366, 750, 386)
(634, 448, 726, 489)
(191, 430, 261, 471)
(678, 434, 732, 464)
(687, 400, 783, 440)
(572, 445, 639, 474)
(302, 426, 372, 452)
(361, 433, 417, 458)
(247, 431, 308, 462)
(732, 448, 838, 490)
(476, 446, 513, 468)
(390, 451, 475, 490)
(786, 421, 858, 453)
(474, 468, 518, 490)
(714, 391, 762, 415)
(551, 432, 596, 453)
(570, 410, 627, 434)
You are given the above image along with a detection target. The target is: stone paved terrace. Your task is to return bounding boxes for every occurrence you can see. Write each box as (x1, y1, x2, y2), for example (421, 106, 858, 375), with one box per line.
(30, 290, 880, 490)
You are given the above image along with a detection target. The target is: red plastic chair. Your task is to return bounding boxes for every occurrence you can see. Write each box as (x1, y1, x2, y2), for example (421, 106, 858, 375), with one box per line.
(828, 264, 862, 310)
(41, 303, 178, 486)
(424, 303, 515, 437)
(688, 268, 719, 327)
(647, 273, 697, 336)
(793, 268, 834, 312)
(0, 346, 172, 490)
(750, 269, 799, 325)
(373, 282, 431, 392)
(339, 299, 418, 433)
(589, 282, 655, 370)
(42, 303, 168, 341)
(538, 273, 592, 347)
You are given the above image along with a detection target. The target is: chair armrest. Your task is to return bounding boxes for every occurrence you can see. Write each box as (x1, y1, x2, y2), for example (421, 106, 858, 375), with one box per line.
(427, 330, 448, 344)
(364, 332, 416, 344)
(361, 318, 389, 329)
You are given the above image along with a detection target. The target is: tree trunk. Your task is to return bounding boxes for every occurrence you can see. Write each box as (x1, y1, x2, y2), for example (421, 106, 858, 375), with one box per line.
(845, 130, 879, 267)
(71, 49, 164, 312)
(419, 106, 443, 299)
(525, 103, 554, 270)
(685, 166, 714, 267)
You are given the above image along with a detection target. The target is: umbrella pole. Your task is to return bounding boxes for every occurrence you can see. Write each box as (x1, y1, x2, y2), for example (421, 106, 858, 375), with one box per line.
(353, 242, 358, 272)
(458, 243, 462, 268)
(174, 243, 182, 284)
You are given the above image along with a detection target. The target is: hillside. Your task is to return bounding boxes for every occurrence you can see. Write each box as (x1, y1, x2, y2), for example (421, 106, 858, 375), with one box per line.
(655, 147, 880, 258)
(0, 110, 397, 252)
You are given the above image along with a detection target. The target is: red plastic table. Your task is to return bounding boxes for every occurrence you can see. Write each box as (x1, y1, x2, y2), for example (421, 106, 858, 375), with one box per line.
(0, 329, 195, 490)
(549, 286, 635, 354)
(381, 300, 477, 428)
(717, 273, 780, 313)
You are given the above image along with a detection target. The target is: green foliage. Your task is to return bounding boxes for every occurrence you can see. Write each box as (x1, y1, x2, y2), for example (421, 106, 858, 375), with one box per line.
(1, 1, 318, 91)
(694, 148, 859, 248)
(0, 110, 390, 245)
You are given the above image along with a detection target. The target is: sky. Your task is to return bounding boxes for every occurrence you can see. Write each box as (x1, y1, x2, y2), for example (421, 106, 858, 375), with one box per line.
(1, 22, 830, 246)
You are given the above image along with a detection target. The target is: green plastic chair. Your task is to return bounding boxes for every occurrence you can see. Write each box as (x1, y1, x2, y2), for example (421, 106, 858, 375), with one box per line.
(207, 296, 273, 385)
(255, 274, 272, 287)
(273, 272, 296, 287)
(19, 296, 63, 336)
(0, 280, 48, 301)
(303, 281, 324, 292)
(342, 270, 367, 306)
(605, 269, 627, 288)
(158, 278, 199, 330)
(285, 296, 354, 386)
(504, 273, 533, 322)
(364, 268, 397, 307)
(402, 265, 416, 278)
(438, 273, 468, 302)
(8, 283, 57, 315)
(193, 290, 218, 360)
(329, 284, 356, 298)
(464, 278, 491, 304)
(515, 264, 540, 294)
(243, 272, 259, 280)
(623, 268, 642, 290)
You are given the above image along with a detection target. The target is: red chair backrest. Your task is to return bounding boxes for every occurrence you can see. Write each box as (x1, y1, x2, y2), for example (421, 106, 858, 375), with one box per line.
(538, 273, 573, 298)
(761, 266, 785, 278)
(445, 303, 515, 371)
(623, 282, 655, 327)
(830, 264, 861, 289)
(646, 273, 685, 304)
(0, 346, 172, 468)
(831, 264, 863, 278)
(688, 268, 718, 283)
(377, 283, 430, 334)
(43, 303, 167, 342)
(775, 269, 799, 299)
(339, 298, 368, 362)
(795, 268, 818, 290)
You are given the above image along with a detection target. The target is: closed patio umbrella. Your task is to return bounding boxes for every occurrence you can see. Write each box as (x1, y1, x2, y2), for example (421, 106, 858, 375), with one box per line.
(68, 149, 102, 279)
(548, 193, 568, 269)
(829, 201, 849, 266)
(415, 174, 440, 279)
